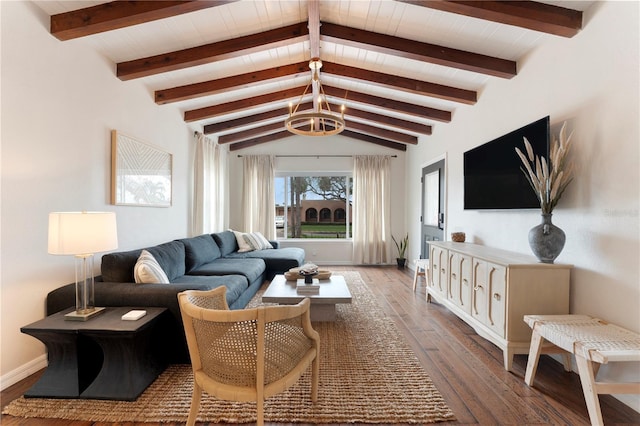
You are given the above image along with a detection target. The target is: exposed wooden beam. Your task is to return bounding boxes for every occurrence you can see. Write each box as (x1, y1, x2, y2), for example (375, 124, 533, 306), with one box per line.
(229, 131, 294, 151)
(320, 22, 516, 79)
(156, 62, 309, 104)
(117, 23, 309, 80)
(50, 1, 235, 41)
(308, 0, 321, 59)
(308, 0, 322, 130)
(341, 130, 408, 151)
(397, 1, 582, 38)
(342, 105, 432, 135)
(204, 102, 313, 134)
(322, 62, 477, 104)
(345, 120, 417, 145)
(219, 122, 285, 144)
(184, 86, 309, 122)
(323, 86, 451, 122)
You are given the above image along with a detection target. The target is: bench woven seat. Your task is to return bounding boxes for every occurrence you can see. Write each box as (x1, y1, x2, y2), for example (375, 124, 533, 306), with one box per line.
(524, 314, 640, 426)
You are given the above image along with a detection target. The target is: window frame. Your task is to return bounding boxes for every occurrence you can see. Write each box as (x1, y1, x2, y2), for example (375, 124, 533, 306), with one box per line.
(275, 171, 352, 240)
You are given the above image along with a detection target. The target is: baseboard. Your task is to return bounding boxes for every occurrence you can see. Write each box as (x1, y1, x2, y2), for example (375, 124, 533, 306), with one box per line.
(0, 355, 47, 391)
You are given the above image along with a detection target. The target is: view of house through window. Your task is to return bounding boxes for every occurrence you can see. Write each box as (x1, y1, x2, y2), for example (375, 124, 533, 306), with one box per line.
(275, 175, 352, 239)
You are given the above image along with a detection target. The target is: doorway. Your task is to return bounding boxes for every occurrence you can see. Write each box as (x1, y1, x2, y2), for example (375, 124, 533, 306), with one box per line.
(421, 158, 445, 259)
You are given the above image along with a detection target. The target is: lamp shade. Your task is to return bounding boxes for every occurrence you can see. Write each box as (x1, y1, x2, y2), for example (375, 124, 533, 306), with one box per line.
(48, 212, 118, 255)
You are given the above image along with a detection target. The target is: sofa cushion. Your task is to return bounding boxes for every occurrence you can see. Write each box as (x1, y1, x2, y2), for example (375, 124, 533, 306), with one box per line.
(212, 230, 239, 256)
(146, 241, 186, 282)
(188, 258, 266, 284)
(134, 250, 170, 284)
(179, 234, 221, 272)
(101, 249, 142, 283)
(171, 274, 249, 307)
(225, 247, 305, 276)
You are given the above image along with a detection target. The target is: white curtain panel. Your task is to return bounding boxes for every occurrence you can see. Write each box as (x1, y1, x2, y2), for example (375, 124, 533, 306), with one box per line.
(192, 132, 227, 235)
(352, 155, 392, 264)
(242, 155, 275, 239)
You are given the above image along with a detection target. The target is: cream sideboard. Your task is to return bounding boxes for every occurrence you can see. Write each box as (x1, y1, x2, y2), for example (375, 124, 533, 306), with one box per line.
(427, 241, 571, 371)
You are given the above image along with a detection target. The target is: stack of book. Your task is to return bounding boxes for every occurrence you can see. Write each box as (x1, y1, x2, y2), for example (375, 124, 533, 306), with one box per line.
(296, 281, 320, 295)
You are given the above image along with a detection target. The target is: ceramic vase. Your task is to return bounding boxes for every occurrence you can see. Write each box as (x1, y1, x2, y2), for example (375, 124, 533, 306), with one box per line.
(528, 213, 566, 263)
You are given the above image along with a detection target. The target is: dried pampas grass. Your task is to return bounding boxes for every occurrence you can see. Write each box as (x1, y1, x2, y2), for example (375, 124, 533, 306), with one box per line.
(515, 121, 574, 214)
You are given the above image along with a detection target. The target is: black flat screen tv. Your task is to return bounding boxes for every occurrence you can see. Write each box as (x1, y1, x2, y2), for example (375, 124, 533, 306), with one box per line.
(463, 116, 550, 210)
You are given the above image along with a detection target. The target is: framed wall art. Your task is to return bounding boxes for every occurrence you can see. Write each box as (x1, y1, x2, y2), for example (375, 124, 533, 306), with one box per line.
(111, 130, 172, 207)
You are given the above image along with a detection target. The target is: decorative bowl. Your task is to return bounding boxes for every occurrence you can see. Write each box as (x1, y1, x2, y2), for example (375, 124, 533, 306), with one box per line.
(451, 232, 466, 243)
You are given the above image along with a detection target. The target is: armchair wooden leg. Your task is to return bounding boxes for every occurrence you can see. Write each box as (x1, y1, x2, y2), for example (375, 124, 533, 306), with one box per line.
(311, 356, 320, 403)
(187, 385, 202, 426)
(257, 399, 264, 426)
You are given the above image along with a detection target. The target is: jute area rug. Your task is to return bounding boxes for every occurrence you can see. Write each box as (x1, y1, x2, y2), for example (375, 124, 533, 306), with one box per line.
(3, 271, 455, 424)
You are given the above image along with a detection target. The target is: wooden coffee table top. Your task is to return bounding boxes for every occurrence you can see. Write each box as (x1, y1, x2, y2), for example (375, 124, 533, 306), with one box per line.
(262, 274, 352, 305)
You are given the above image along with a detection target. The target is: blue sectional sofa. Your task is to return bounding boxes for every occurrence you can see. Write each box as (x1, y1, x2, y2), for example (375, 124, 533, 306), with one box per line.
(45, 231, 305, 362)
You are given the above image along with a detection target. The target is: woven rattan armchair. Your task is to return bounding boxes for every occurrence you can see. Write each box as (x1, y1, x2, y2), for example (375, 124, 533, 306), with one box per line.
(178, 286, 320, 426)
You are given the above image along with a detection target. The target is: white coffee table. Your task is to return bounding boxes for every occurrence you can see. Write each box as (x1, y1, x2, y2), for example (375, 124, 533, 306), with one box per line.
(262, 274, 352, 321)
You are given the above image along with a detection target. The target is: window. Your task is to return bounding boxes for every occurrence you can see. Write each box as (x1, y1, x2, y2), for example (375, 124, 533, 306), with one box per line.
(275, 174, 352, 239)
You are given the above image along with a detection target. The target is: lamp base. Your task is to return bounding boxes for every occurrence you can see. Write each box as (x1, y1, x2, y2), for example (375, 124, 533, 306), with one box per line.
(64, 307, 106, 321)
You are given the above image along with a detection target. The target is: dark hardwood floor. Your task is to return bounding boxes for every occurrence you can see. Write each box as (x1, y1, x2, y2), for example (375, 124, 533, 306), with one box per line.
(2, 265, 639, 425)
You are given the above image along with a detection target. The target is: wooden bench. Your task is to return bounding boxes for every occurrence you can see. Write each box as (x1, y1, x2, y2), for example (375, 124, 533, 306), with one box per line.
(412, 259, 429, 292)
(524, 314, 640, 426)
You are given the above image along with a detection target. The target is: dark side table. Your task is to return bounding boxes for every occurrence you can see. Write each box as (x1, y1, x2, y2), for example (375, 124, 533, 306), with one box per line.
(21, 307, 168, 401)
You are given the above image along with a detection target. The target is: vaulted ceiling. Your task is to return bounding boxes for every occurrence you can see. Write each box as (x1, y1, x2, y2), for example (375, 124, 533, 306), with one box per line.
(34, 0, 592, 151)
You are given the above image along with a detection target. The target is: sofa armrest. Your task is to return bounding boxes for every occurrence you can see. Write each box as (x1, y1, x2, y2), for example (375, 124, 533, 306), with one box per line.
(269, 240, 280, 249)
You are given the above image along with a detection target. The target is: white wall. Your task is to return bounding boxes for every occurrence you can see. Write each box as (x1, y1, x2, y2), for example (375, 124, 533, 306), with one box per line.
(1, 2, 195, 387)
(2, 0, 638, 413)
(227, 135, 407, 265)
(406, 1, 639, 410)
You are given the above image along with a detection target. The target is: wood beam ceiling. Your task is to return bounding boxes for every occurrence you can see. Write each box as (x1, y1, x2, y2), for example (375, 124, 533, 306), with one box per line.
(186, 83, 450, 124)
(47, 1, 584, 149)
(204, 101, 432, 136)
(398, 1, 583, 37)
(50, 1, 236, 41)
(217, 114, 419, 146)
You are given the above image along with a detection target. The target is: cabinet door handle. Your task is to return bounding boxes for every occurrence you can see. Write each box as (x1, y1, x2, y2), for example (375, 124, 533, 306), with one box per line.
(493, 293, 501, 301)
(451, 273, 457, 280)
(474, 285, 483, 291)
(462, 279, 468, 285)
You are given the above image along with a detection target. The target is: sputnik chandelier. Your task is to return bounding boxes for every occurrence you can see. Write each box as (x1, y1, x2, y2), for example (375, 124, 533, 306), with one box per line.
(285, 58, 345, 137)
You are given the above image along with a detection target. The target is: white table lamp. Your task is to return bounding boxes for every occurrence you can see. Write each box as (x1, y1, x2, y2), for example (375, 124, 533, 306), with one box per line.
(48, 212, 118, 321)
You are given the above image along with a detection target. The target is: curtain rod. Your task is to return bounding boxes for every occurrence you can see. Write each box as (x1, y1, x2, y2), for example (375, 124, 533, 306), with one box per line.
(236, 154, 397, 158)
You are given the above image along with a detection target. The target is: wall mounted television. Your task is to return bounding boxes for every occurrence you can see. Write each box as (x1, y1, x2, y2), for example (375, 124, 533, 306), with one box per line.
(463, 116, 550, 210)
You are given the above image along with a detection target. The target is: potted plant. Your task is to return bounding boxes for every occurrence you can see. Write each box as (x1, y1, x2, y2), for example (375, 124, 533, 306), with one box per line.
(392, 234, 408, 269)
